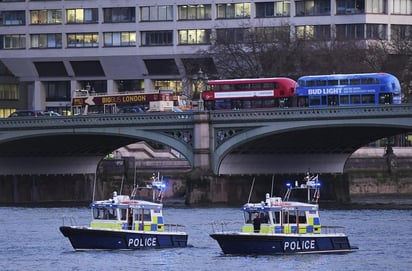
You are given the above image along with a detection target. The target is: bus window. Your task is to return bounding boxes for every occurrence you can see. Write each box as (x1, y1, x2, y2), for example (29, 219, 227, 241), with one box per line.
(350, 79, 361, 85)
(309, 96, 321, 106)
(298, 80, 305, 87)
(361, 78, 376, 84)
(252, 99, 264, 108)
(350, 95, 361, 104)
(362, 94, 375, 104)
(306, 81, 315, 87)
(262, 99, 275, 107)
(317, 80, 327, 86)
(251, 83, 262, 90)
(243, 100, 252, 109)
(232, 100, 241, 109)
(379, 93, 392, 104)
(263, 82, 278, 89)
(327, 80, 338, 86)
(340, 79, 349, 85)
(215, 100, 231, 109)
(328, 95, 338, 105)
(321, 96, 327, 105)
(340, 95, 349, 105)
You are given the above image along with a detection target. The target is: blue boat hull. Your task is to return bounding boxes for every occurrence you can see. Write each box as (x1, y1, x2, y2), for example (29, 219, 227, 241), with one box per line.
(60, 226, 188, 251)
(210, 233, 357, 255)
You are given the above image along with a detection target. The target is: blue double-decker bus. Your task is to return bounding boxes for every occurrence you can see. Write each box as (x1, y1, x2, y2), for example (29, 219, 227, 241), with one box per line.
(296, 73, 401, 107)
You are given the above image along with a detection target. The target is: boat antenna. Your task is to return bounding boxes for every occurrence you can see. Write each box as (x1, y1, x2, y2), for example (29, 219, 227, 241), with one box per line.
(247, 177, 255, 203)
(120, 175, 124, 195)
(270, 175, 275, 197)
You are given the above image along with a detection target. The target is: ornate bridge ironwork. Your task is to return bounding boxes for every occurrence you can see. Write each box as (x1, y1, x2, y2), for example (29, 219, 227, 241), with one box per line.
(0, 105, 411, 175)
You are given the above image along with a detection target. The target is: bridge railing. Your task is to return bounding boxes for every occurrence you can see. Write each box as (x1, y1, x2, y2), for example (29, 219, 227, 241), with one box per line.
(209, 104, 412, 122)
(0, 112, 194, 130)
(1, 105, 412, 130)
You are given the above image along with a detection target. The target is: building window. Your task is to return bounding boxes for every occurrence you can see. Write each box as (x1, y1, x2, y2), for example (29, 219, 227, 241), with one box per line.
(30, 9, 62, 24)
(336, 0, 365, 14)
(103, 7, 135, 23)
(66, 8, 98, 24)
(216, 28, 248, 43)
(255, 1, 291, 17)
(104, 32, 136, 47)
(141, 31, 173, 46)
(31, 34, 62, 48)
(67, 33, 99, 48)
(140, 5, 173, 21)
(392, 0, 412, 15)
(296, 25, 331, 40)
(178, 4, 212, 20)
(391, 24, 412, 40)
(256, 26, 291, 42)
(216, 3, 251, 19)
(0, 10, 25, 25)
(45, 81, 70, 101)
(336, 24, 365, 39)
(365, 0, 387, 13)
(0, 34, 26, 49)
(178, 29, 211, 45)
(295, 0, 331, 16)
(366, 24, 386, 39)
(116, 80, 144, 92)
(0, 84, 18, 100)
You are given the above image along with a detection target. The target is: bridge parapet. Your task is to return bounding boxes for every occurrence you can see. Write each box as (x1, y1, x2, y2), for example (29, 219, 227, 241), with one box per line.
(0, 112, 194, 130)
(210, 104, 412, 122)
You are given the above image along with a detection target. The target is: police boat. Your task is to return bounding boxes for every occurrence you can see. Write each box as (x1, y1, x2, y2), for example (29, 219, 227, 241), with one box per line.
(60, 173, 188, 251)
(210, 174, 358, 255)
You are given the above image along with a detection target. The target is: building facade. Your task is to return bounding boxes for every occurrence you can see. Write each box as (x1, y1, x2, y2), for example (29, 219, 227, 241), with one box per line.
(0, 0, 411, 116)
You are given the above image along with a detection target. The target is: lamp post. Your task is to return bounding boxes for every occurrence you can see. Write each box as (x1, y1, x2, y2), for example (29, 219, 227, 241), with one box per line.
(192, 68, 208, 111)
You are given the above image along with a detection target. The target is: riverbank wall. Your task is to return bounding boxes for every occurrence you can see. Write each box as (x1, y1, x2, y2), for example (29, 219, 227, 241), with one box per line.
(0, 148, 411, 206)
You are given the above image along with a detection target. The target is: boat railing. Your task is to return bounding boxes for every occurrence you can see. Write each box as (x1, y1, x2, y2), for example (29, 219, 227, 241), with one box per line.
(164, 223, 186, 232)
(210, 221, 238, 233)
(62, 215, 78, 226)
(320, 225, 346, 234)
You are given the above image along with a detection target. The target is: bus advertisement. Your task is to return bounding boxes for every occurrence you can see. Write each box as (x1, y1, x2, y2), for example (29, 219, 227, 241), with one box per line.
(296, 73, 401, 107)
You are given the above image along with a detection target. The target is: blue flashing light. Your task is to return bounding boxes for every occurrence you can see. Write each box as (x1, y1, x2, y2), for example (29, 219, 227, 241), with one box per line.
(286, 182, 291, 187)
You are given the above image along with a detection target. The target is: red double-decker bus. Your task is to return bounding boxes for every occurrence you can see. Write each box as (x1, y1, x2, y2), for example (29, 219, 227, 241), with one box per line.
(202, 77, 297, 110)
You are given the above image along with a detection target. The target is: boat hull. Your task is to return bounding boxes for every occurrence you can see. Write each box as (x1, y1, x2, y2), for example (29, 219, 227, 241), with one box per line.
(60, 226, 188, 251)
(210, 233, 357, 255)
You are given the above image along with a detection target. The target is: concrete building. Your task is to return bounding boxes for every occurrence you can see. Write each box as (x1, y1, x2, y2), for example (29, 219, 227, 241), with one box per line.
(0, 0, 411, 116)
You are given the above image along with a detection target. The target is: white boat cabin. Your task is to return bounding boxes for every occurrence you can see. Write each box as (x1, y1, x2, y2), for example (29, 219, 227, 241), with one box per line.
(241, 194, 321, 234)
(89, 192, 165, 232)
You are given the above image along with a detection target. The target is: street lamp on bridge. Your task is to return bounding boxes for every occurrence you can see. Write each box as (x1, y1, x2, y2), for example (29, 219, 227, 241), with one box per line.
(192, 68, 208, 111)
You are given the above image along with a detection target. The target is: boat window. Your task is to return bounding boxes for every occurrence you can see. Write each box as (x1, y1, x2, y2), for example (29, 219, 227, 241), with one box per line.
(272, 211, 280, 224)
(298, 211, 307, 223)
(120, 208, 127, 220)
(259, 212, 269, 223)
(134, 209, 152, 222)
(244, 212, 255, 223)
(92, 207, 117, 220)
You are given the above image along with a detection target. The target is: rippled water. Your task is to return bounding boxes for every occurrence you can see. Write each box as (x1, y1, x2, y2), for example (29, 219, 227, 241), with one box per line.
(0, 206, 411, 271)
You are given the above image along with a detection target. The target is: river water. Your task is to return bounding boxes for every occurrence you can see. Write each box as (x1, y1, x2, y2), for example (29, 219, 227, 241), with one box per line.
(0, 206, 411, 271)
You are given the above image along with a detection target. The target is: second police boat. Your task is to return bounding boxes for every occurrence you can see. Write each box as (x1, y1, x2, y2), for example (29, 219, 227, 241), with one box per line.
(210, 174, 358, 255)
(60, 173, 188, 251)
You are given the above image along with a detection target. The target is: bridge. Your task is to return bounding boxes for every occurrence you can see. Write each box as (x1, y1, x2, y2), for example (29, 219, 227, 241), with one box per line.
(0, 105, 411, 175)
